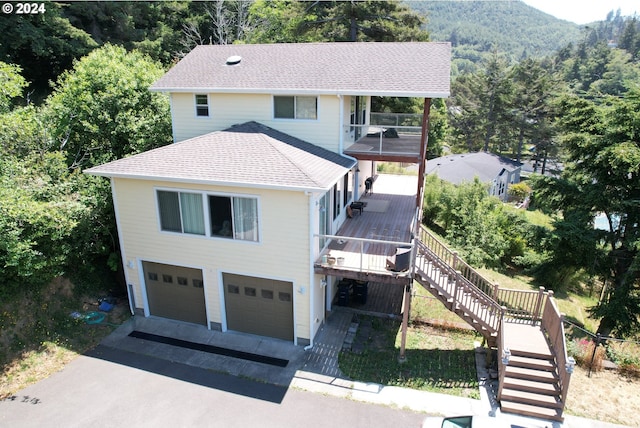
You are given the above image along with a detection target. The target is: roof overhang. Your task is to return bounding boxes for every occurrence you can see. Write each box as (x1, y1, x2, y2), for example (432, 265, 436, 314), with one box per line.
(85, 170, 346, 193)
(152, 87, 450, 98)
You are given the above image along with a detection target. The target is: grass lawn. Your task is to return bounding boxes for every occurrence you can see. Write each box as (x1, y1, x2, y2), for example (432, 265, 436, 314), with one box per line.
(0, 278, 130, 399)
(338, 314, 481, 399)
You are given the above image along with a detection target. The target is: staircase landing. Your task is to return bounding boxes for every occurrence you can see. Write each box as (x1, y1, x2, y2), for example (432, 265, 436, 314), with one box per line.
(503, 323, 550, 358)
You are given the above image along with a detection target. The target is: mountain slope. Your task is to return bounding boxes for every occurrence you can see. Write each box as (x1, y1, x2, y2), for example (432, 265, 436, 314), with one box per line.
(408, 1, 582, 72)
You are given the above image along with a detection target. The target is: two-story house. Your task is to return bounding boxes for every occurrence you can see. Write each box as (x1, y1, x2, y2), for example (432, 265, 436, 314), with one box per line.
(85, 42, 451, 347)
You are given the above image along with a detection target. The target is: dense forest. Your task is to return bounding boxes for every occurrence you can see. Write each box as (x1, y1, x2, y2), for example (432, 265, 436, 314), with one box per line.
(0, 0, 639, 339)
(411, 0, 583, 73)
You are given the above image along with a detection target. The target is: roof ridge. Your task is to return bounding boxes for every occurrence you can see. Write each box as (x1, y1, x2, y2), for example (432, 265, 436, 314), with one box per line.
(249, 122, 330, 188)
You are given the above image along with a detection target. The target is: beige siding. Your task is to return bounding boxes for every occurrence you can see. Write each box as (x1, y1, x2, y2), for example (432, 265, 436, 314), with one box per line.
(113, 178, 313, 340)
(170, 92, 342, 153)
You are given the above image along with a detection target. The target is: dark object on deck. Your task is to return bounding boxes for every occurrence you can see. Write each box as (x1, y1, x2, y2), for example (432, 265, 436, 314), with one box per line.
(350, 201, 364, 215)
(386, 246, 412, 272)
(353, 281, 368, 304)
(383, 128, 399, 138)
(337, 279, 352, 306)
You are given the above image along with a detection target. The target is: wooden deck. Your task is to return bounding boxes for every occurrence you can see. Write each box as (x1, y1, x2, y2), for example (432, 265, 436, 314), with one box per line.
(314, 175, 418, 285)
(344, 134, 423, 162)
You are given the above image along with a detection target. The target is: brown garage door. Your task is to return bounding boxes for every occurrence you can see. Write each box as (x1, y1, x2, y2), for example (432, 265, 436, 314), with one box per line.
(142, 261, 207, 326)
(223, 273, 293, 341)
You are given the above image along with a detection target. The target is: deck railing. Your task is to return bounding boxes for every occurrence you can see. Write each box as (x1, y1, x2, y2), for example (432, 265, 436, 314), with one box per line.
(494, 286, 548, 323)
(419, 226, 552, 321)
(344, 123, 422, 156)
(541, 291, 574, 407)
(315, 233, 413, 275)
(418, 226, 495, 296)
(370, 112, 423, 127)
(497, 316, 507, 401)
(414, 237, 504, 335)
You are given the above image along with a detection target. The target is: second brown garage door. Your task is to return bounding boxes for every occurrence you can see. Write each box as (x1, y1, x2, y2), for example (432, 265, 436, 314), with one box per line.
(223, 273, 294, 341)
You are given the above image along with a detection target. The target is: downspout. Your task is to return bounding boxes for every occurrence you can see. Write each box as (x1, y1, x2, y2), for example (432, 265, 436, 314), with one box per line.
(110, 178, 135, 316)
(305, 190, 315, 351)
(338, 94, 344, 154)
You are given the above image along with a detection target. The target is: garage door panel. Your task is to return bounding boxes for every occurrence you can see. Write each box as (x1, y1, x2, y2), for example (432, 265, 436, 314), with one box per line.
(223, 273, 293, 341)
(143, 261, 207, 326)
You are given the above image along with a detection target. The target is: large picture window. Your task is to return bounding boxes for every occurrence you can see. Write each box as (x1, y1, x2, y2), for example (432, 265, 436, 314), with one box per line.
(157, 190, 258, 242)
(274, 96, 317, 120)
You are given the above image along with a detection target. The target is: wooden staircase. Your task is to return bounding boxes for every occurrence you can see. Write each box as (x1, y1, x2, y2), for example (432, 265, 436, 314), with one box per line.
(413, 226, 572, 422)
(499, 346, 564, 422)
(413, 238, 502, 346)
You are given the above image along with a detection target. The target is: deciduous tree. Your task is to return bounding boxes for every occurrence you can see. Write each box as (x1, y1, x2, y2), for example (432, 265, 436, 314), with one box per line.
(46, 44, 172, 169)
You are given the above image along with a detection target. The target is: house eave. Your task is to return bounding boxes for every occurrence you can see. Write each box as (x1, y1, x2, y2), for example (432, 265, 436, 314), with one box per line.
(150, 87, 450, 99)
(84, 170, 340, 193)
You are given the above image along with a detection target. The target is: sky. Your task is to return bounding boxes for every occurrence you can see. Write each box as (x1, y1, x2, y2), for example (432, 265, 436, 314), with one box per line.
(522, 0, 639, 24)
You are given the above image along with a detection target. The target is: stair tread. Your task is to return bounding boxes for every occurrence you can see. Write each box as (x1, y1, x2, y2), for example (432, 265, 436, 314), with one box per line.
(510, 349, 554, 360)
(500, 400, 564, 422)
(509, 355, 555, 370)
(503, 377, 560, 394)
(505, 366, 558, 381)
(501, 388, 562, 406)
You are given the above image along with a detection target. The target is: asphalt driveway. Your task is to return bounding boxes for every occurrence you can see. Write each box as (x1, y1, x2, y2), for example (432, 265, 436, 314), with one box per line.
(0, 345, 424, 428)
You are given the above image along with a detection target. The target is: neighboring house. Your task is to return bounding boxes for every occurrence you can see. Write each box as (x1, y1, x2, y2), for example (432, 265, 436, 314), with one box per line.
(424, 152, 522, 201)
(85, 42, 451, 347)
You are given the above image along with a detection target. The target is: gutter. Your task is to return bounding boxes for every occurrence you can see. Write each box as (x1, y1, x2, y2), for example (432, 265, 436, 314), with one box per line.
(149, 86, 451, 99)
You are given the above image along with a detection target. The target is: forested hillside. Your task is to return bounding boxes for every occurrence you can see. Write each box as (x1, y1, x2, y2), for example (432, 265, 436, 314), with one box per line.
(409, 0, 582, 73)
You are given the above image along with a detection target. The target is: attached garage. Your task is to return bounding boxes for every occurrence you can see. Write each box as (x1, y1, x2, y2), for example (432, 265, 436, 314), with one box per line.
(142, 261, 207, 326)
(223, 273, 294, 341)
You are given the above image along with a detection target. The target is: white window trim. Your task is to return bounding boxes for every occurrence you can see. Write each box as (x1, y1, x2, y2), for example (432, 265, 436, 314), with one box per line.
(272, 95, 319, 121)
(155, 187, 261, 244)
(194, 93, 210, 118)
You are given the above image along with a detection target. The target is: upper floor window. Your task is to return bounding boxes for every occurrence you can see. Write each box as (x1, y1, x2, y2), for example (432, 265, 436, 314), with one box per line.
(195, 94, 210, 117)
(274, 96, 317, 120)
(209, 195, 259, 241)
(157, 189, 259, 242)
(157, 190, 205, 235)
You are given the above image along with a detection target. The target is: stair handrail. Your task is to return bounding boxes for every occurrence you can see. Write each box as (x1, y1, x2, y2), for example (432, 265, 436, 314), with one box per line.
(541, 291, 574, 416)
(497, 314, 507, 401)
(418, 225, 496, 296)
(414, 229, 504, 335)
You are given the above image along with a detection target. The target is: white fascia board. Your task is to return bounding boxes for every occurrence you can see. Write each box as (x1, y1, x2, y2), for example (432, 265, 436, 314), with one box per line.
(150, 86, 450, 98)
(83, 171, 339, 193)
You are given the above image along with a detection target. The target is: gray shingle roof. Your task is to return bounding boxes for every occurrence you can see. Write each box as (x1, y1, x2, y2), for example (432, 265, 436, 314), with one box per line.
(151, 42, 451, 98)
(84, 122, 356, 191)
(425, 152, 522, 185)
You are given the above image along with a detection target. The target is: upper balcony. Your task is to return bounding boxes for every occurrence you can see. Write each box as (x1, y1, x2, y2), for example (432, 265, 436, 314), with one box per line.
(344, 113, 424, 163)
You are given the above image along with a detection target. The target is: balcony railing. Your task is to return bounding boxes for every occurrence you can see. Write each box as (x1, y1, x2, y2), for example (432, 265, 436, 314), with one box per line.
(370, 112, 423, 127)
(314, 233, 415, 277)
(344, 124, 422, 157)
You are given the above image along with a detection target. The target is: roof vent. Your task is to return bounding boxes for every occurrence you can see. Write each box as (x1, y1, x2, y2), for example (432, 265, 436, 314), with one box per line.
(226, 55, 242, 66)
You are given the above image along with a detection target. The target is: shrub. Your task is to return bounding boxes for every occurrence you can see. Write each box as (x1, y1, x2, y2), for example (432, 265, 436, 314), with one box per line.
(568, 338, 605, 372)
(508, 182, 531, 202)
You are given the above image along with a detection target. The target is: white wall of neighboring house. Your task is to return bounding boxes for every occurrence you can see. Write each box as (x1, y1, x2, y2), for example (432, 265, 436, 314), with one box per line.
(112, 177, 315, 342)
(170, 92, 342, 153)
(490, 167, 521, 201)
